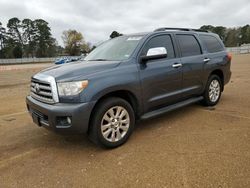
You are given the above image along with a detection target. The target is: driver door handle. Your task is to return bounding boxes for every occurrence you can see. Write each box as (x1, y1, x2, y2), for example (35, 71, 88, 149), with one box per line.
(172, 63, 182, 68)
(204, 58, 210, 63)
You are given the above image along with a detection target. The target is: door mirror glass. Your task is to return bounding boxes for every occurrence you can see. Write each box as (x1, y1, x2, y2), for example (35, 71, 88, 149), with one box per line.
(141, 47, 167, 62)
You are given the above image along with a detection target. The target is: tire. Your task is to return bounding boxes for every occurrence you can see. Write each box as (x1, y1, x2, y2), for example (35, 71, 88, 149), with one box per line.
(88, 97, 135, 148)
(202, 75, 222, 106)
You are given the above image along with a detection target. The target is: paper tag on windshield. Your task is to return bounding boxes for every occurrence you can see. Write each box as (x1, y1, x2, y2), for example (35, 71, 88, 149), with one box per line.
(127, 37, 142, 41)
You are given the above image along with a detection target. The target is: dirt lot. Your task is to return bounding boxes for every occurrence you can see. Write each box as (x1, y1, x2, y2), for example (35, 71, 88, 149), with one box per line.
(0, 55, 250, 187)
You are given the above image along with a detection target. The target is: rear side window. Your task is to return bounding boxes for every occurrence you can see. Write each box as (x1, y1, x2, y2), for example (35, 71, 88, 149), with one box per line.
(200, 35, 224, 53)
(176, 35, 202, 57)
(141, 35, 175, 59)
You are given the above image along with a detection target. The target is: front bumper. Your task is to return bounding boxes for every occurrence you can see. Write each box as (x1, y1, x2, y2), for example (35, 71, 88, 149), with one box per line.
(26, 96, 96, 133)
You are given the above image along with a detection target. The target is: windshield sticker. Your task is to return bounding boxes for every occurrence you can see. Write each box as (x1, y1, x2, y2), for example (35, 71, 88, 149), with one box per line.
(127, 37, 142, 41)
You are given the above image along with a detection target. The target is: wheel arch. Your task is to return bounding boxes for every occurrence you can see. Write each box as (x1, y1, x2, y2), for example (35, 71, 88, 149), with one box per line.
(88, 89, 140, 133)
(209, 69, 224, 91)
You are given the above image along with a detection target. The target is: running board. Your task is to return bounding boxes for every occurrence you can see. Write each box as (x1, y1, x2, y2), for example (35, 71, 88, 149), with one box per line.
(140, 96, 204, 120)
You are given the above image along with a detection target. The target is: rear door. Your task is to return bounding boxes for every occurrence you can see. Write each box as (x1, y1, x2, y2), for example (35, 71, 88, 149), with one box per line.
(199, 34, 228, 82)
(175, 34, 205, 98)
(138, 34, 183, 113)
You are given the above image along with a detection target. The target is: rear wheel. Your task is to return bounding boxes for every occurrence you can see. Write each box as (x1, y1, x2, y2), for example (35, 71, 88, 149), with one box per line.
(202, 75, 222, 106)
(88, 97, 135, 148)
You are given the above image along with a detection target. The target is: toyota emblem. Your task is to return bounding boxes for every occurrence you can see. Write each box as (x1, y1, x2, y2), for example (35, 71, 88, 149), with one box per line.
(35, 83, 40, 93)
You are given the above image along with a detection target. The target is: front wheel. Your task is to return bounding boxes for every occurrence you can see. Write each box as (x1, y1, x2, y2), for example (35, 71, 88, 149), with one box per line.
(202, 75, 222, 106)
(88, 97, 135, 148)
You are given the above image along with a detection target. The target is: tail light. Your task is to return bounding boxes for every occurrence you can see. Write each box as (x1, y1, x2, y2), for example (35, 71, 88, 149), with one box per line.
(227, 53, 232, 62)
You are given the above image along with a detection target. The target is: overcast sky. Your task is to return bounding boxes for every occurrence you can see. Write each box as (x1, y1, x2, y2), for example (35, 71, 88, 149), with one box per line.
(0, 0, 250, 46)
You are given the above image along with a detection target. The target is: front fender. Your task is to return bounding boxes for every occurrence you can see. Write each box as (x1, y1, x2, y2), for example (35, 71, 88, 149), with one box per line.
(80, 62, 142, 107)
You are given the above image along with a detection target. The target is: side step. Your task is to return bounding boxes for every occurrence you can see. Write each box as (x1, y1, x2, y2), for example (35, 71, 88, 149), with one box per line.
(140, 96, 204, 120)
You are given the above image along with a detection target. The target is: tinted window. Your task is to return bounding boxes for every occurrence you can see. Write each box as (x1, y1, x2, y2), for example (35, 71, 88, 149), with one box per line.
(177, 35, 202, 57)
(141, 35, 175, 59)
(200, 35, 224, 53)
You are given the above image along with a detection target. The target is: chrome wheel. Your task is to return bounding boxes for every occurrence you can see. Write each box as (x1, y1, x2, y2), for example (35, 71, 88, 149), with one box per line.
(209, 79, 220, 102)
(101, 106, 130, 142)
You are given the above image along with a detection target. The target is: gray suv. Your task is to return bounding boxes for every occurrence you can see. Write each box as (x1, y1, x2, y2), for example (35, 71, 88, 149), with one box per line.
(26, 28, 232, 148)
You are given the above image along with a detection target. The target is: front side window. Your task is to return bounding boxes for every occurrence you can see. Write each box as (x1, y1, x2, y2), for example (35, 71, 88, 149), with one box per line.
(176, 35, 202, 57)
(200, 35, 224, 53)
(141, 35, 175, 59)
(85, 36, 143, 61)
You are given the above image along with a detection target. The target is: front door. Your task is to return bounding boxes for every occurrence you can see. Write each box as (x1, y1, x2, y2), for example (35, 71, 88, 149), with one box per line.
(138, 34, 183, 113)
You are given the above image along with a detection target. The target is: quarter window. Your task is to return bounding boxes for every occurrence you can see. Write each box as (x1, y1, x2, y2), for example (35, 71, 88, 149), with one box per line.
(141, 35, 175, 59)
(176, 35, 202, 57)
(200, 35, 224, 53)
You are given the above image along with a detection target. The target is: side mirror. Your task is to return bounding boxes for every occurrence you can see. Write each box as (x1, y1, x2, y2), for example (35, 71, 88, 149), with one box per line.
(141, 47, 167, 63)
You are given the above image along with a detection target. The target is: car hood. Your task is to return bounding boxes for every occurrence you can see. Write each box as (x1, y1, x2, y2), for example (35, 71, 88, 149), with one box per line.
(39, 60, 121, 81)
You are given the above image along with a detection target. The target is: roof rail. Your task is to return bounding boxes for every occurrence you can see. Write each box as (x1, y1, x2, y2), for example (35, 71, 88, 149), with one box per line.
(154, 27, 209, 33)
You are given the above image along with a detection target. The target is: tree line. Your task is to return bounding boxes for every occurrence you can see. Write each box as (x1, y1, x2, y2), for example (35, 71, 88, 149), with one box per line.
(0, 18, 60, 58)
(0, 18, 93, 58)
(1, 18, 250, 59)
(200, 25, 250, 47)
(62, 30, 91, 56)
(111, 26, 250, 47)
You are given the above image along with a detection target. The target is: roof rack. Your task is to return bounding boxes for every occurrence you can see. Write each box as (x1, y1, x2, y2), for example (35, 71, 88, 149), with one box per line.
(154, 27, 209, 33)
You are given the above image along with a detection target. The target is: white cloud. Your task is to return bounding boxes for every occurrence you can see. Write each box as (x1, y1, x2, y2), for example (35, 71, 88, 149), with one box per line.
(1, 0, 250, 46)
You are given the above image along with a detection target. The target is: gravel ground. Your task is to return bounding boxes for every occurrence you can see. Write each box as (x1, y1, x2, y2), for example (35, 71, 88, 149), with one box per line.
(0, 55, 250, 187)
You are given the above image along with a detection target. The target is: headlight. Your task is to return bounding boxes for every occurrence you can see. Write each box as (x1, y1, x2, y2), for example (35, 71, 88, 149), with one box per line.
(57, 80, 88, 96)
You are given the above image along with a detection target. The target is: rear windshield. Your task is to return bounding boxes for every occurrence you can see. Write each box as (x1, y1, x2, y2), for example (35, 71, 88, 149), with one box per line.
(200, 35, 224, 53)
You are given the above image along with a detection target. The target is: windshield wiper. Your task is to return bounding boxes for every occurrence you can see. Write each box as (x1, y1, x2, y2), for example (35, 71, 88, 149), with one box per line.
(88, 59, 108, 61)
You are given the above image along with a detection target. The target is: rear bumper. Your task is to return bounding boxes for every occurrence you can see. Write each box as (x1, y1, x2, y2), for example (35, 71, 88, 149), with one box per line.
(26, 96, 95, 134)
(224, 70, 232, 85)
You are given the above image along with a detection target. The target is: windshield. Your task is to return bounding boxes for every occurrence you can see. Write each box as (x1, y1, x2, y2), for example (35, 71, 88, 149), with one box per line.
(85, 36, 143, 61)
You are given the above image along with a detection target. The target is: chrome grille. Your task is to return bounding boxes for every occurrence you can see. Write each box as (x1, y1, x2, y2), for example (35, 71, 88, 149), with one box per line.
(30, 79, 54, 104)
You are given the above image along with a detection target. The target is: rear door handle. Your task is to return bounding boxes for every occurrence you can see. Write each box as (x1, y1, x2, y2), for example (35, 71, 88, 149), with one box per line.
(172, 63, 182, 68)
(204, 58, 210, 63)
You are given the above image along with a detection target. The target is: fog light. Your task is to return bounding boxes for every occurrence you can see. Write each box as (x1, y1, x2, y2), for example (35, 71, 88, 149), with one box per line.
(67, 117, 72, 124)
(56, 116, 72, 127)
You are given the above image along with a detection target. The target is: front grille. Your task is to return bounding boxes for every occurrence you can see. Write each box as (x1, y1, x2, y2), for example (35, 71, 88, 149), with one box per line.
(30, 79, 54, 104)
